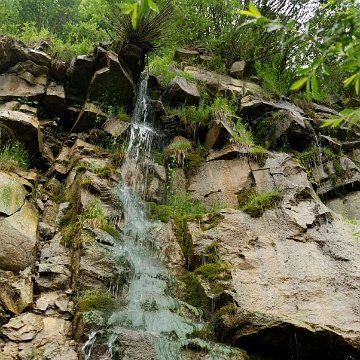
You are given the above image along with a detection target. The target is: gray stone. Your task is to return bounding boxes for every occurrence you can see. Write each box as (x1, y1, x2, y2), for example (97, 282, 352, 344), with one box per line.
(0, 269, 33, 314)
(0, 74, 45, 101)
(88, 50, 134, 107)
(230, 61, 246, 79)
(0, 172, 28, 216)
(43, 82, 66, 115)
(0, 108, 43, 155)
(0, 200, 39, 272)
(173, 48, 200, 62)
(162, 76, 200, 106)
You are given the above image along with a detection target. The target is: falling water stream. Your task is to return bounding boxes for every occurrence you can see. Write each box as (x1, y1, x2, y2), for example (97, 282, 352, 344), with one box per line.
(81, 74, 240, 359)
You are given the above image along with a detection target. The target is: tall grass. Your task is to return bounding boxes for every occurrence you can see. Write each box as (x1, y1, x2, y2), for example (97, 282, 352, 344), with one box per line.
(0, 142, 29, 171)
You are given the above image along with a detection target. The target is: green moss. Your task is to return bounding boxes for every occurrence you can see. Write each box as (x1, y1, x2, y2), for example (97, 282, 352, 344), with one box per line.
(179, 272, 210, 311)
(239, 190, 282, 217)
(76, 290, 118, 319)
(333, 158, 345, 176)
(145, 202, 173, 222)
(254, 113, 277, 149)
(93, 165, 114, 179)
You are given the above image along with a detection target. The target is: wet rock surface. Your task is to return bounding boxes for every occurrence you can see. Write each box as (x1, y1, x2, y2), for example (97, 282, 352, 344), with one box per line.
(1, 36, 360, 360)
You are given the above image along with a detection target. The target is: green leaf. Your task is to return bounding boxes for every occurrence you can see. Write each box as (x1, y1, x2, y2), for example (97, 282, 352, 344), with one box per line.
(356, 78, 360, 94)
(290, 77, 308, 91)
(343, 74, 357, 87)
(340, 108, 355, 116)
(321, 118, 345, 127)
(131, 3, 138, 28)
(311, 73, 318, 100)
(249, 3, 262, 17)
(239, 10, 256, 17)
(148, 0, 159, 12)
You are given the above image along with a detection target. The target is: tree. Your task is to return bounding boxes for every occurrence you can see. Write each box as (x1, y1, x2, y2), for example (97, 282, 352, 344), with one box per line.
(240, 1, 360, 125)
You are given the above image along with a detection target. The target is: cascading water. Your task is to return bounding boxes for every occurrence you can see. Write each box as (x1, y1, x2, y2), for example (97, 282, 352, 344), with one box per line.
(81, 74, 240, 360)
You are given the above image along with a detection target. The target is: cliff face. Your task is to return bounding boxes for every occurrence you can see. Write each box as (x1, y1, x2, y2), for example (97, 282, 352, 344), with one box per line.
(0, 36, 360, 360)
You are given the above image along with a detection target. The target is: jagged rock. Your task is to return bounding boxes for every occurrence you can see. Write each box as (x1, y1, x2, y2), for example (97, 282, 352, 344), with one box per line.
(205, 143, 252, 161)
(8, 60, 48, 78)
(102, 115, 130, 138)
(325, 191, 360, 220)
(187, 198, 360, 358)
(151, 221, 186, 276)
(147, 163, 167, 203)
(0, 74, 45, 100)
(42, 82, 66, 115)
(162, 76, 200, 106)
(313, 156, 360, 197)
(0, 200, 38, 272)
(70, 102, 108, 133)
(188, 157, 253, 208)
(254, 109, 316, 151)
(173, 48, 200, 61)
(67, 55, 95, 98)
(240, 95, 304, 121)
(2, 314, 77, 360)
(34, 291, 74, 318)
(204, 110, 234, 150)
(319, 135, 342, 154)
(0, 172, 29, 216)
(184, 66, 262, 98)
(2, 313, 43, 341)
(88, 50, 134, 107)
(36, 234, 72, 292)
(229, 61, 246, 79)
(0, 108, 43, 155)
(77, 239, 133, 292)
(50, 59, 67, 82)
(0, 269, 33, 314)
(341, 140, 360, 153)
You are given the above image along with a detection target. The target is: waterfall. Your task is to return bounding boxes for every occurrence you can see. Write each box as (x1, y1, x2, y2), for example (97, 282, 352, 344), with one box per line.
(81, 75, 240, 360)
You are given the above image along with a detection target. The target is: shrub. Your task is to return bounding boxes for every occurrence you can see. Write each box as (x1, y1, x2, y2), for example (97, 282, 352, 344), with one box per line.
(239, 190, 282, 217)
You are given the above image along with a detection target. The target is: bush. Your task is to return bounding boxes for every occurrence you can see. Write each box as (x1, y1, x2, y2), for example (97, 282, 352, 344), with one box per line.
(239, 190, 282, 217)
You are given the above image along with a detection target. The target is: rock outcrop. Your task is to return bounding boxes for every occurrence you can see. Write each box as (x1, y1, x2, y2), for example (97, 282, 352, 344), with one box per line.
(1, 37, 360, 360)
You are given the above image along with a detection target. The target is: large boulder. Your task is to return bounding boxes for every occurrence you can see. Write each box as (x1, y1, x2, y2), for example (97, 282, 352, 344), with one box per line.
(229, 60, 246, 79)
(0, 269, 33, 314)
(88, 50, 135, 107)
(0, 108, 43, 155)
(0, 191, 38, 271)
(0, 73, 46, 101)
(162, 76, 200, 106)
(186, 200, 360, 358)
(254, 109, 316, 151)
(188, 157, 253, 208)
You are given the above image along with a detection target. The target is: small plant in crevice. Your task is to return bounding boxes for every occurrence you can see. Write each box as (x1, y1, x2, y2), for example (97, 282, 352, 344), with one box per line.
(295, 146, 321, 173)
(82, 197, 111, 228)
(0, 141, 29, 171)
(239, 189, 282, 217)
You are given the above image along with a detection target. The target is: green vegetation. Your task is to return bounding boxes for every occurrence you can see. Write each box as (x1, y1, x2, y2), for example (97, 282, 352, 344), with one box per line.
(239, 190, 282, 217)
(76, 290, 118, 315)
(0, 141, 29, 171)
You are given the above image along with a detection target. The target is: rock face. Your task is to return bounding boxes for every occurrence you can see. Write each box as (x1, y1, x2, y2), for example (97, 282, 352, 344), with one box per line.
(1, 38, 360, 360)
(162, 76, 200, 106)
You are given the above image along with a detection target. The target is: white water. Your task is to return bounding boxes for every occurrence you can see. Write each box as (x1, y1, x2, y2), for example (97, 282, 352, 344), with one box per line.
(82, 75, 240, 360)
